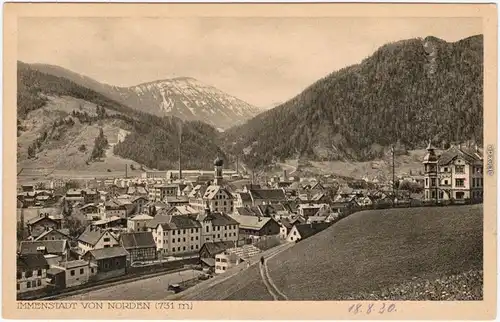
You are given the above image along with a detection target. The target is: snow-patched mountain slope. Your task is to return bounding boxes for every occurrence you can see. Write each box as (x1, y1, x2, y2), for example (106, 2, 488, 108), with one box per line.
(110, 77, 261, 129)
(25, 63, 262, 130)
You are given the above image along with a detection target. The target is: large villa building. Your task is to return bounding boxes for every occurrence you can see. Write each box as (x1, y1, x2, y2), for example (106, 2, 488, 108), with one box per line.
(423, 143, 483, 202)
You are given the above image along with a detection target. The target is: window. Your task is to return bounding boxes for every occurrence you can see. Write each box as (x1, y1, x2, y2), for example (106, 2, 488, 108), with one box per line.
(196, 236, 199, 240)
(444, 179, 449, 185)
(91, 268, 95, 274)
(215, 201, 218, 206)
(183, 246, 186, 251)
(26, 271, 33, 278)
(294, 231, 297, 235)
(104, 245, 110, 248)
(455, 165, 465, 173)
(37, 280, 41, 287)
(178, 238, 181, 242)
(456, 191, 465, 199)
(37, 269, 42, 276)
(425, 178, 429, 187)
(191, 245, 193, 250)
(217, 234, 220, 238)
(224, 233, 227, 238)
(206, 226, 209, 233)
(172, 248, 176, 253)
(439, 191, 444, 199)
(191, 229, 193, 233)
(103, 238, 110, 242)
(224, 201, 227, 206)
(71, 270, 75, 276)
(172, 239, 175, 244)
(27, 281, 31, 288)
(183, 229, 186, 234)
(430, 178, 437, 187)
(191, 237, 194, 241)
(222, 267, 226, 271)
(456, 179, 465, 187)
(195, 244, 198, 249)
(183, 238, 186, 242)
(80, 268, 84, 275)
(172, 230, 176, 235)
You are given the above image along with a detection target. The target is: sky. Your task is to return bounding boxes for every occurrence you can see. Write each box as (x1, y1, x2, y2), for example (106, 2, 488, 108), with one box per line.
(18, 17, 482, 107)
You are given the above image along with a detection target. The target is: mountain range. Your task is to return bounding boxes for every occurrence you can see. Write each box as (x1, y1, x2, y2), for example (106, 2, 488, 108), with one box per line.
(25, 63, 261, 130)
(223, 35, 484, 170)
(17, 62, 227, 171)
(17, 34, 484, 174)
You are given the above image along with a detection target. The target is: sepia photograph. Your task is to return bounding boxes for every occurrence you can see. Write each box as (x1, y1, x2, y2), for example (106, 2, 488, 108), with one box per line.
(3, 2, 497, 320)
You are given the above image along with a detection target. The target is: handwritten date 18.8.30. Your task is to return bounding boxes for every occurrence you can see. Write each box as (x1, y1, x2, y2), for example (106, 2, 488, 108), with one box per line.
(348, 303, 397, 315)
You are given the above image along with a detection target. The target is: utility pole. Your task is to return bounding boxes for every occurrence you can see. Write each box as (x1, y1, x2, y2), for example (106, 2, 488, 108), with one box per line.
(391, 145, 396, 204)
(178, 122, 183, 181)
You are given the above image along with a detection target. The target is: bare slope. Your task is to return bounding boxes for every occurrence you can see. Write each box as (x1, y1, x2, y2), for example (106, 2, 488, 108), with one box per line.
(226, 205, 482, 300)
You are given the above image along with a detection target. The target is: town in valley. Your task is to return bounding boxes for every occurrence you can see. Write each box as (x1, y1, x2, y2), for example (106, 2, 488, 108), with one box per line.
(16, 16, 484, 302)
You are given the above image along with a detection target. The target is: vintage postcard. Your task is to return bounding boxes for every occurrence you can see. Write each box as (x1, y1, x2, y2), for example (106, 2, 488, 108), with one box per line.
(3, 2, 497, 320)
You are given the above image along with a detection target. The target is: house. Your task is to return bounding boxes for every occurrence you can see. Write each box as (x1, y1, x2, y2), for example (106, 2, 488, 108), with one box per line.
(77, 227, 120, 254)
(306, 215, 328, 224)
(130, 196, 149, 214)
(126, 185, 149, 197)
(83, 189, 100, 204)
(165, 196, 189, 207)
(233, 192, 253, 208)
(229, 214, 281, 239)
(31, 228, 70, 242)
(79, 203, 101, 221)
(82, 246, 129, 281)
(65, 189, 84, 204)
(279, 218, 294, 239)
(149, 184, 178, 201)
(194, 208, 240, 244)
(16, 253, 49, 295)
(27, 213, 61, 237)
(286, 222, 331, 243)
(297, 203, 325, 218)
(197, 185, 235, 214)
(50, 260, 98, 288)
(214, 244, 261, 274)
(248, 189, 287, 206)
(105, 199, 135, 218)
(166, 205, 199, 217)
(127, 214, 154, 232)
(19, 240, 69, 261)
(423, 143, 483, 202)
(199, 241, 236, 265)
(150, 215, 202, 256)
(91, 216, 127, 230)
(120, 231, 157, 263)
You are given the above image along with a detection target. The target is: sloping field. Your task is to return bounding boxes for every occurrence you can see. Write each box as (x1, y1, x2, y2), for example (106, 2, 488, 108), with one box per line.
(263, 205, 483, 300)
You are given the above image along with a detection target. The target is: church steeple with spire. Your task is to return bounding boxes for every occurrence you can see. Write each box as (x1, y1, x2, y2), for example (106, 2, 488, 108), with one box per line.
(214, 156, 224, 185)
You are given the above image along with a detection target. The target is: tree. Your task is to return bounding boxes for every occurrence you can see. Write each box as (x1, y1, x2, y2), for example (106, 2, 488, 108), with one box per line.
(66, 216, 85, 237)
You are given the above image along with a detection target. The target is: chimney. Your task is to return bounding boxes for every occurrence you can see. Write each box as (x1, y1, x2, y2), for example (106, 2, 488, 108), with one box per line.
(283, 170, 287, 182)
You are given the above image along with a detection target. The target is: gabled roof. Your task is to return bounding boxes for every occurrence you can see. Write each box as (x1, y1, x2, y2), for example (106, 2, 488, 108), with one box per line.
(168, 205, 199, 216)
(34, 228, 70, 241)
(86, 246, 129, 260)
(229, 214, 274, 230)
(63, 259, 90, 269)
(165, 196, 189, 203)
(249, 189, 286, 201)
(19, 240, 67, 255)
(146, 214, 171, 229)
(225, 245, 261, 261)
(280, 218, 293, 229)
(203, 185, 233, 200)
(438, 145, 483, 166)
(195, 212, 239, 226)
(157, 215, 202, 230)
(200, 241, 236, 257)
(17, 253, 49, 271)
(237, 192, 252, 202)
(129, 214, 154, 221)
(188, 184, 208, 198)
(77, 228, 116, 246)
(27, 214, 60, 226)
(294, 222, 331, 239)
(120, 232, 156, 249)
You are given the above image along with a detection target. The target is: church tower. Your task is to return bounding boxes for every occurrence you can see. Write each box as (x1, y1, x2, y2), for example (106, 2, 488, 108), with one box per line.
(423, 140, 438, 201)
(214, 157, 224, 186)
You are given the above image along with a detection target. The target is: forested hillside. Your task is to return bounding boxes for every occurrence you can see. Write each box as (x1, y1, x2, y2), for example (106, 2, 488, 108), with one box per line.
(17, 62, 226, 170)
(223, 35, 483, 170)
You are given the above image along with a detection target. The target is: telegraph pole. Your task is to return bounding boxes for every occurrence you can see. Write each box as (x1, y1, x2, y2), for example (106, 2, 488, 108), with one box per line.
(391, 145, 396, 203)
